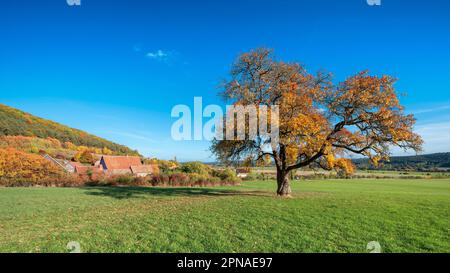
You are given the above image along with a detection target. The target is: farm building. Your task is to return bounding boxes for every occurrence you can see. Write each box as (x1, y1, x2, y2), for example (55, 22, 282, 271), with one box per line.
(73, 164, 103, 176)
(44, 155, 79, 173)
(45, 154, 158, 177)
(130, 165, 158, 177)
(99, 155, 158, 176)
(236, 168, 251, 178)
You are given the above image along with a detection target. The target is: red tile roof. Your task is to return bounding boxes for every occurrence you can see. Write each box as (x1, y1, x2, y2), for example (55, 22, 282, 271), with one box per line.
(101, 156, 142, 170)
(236, 168, 250, 174)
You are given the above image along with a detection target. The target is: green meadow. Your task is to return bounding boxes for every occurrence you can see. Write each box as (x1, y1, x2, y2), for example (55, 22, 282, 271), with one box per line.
(1, 179, 449, 253)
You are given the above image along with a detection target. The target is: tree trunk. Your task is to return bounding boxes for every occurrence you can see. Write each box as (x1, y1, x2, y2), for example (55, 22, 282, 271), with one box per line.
(276, 170, 292, 197)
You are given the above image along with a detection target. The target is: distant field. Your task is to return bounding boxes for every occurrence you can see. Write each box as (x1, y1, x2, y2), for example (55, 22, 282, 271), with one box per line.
(252, 167, 450, 179)
(1, 179, 449, 253)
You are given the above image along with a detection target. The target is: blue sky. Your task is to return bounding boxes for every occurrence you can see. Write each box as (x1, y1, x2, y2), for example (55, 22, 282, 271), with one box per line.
(1, 0, 450, 161)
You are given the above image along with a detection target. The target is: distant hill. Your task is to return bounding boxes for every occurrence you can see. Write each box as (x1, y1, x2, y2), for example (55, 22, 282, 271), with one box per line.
(0, 103, 139, 156)
(353, 153, 450, 171)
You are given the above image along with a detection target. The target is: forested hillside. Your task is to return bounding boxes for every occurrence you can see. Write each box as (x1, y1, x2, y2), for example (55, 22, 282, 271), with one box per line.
(0, 104, 139, 156)
(353, 153, 450, 171)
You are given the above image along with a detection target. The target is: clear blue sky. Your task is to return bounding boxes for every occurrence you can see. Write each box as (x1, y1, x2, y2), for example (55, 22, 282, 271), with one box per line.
(1, 0, 449, 161)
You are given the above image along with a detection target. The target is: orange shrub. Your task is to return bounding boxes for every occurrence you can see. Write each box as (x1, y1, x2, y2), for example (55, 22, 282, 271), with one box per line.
(0, 148, 66, 185)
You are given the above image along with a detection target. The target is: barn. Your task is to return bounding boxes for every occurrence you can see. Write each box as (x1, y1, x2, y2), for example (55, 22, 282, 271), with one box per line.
(99, 155, 158, 176)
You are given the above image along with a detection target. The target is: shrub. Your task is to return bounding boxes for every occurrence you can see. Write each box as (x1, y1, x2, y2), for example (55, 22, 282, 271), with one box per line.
(57, 175, 87, 187)
(73, 150, 95, 164)
(113, 175, 135, 185)
(136, 176, 151, 186)
(144, 158, 179, 174)
(186, 173, 210, 183)
(208, 176, 221, 185)
(242, 172, 259, 181)
(0, 148, 66, 186)
(212, 168, 240, 183)
(151, 174, 170, 186)
(179, 162, 212, 176)
(169, 173, 190, 186)
(2, 173, 88, 188)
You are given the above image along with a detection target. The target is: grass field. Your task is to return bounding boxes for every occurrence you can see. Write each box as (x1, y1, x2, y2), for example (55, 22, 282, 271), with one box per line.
(0, 179, 449, 253)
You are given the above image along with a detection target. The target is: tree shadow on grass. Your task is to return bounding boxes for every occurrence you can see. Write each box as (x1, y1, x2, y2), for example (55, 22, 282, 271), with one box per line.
(83, 186, 272, 200)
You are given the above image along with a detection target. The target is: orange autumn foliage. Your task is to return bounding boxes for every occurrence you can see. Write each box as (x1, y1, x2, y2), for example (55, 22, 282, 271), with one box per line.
(212, 48, 423, 196)
(0, 103, 139, 155)
(0, 148, 66, 184)
(0, 136, 115, 161)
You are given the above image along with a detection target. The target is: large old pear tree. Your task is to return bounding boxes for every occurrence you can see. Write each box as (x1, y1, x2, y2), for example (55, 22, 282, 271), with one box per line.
(211, 48, 423, 197)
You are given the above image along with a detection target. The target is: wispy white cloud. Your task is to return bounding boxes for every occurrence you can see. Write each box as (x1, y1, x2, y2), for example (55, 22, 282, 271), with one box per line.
(402, 102, 450, 153)
(133, 44, 186, 66)
(104, 130, 158, 143)
(145, 49, 185, 66)
(413, 121, 450, 154)
(146, 49, 169, 60)
(409, 103, 450, 115)
(386, 119, 450, 156)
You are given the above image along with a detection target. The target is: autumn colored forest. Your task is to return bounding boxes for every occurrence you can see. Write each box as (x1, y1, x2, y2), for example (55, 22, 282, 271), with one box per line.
(0, 103, 139, 185)
(0, 104, 139, 155)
